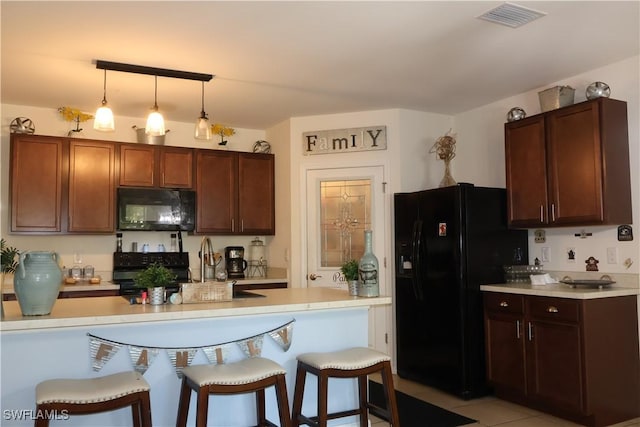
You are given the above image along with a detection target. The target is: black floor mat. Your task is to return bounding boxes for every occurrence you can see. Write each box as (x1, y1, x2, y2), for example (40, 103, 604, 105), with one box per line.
(368, 380, 476, 427)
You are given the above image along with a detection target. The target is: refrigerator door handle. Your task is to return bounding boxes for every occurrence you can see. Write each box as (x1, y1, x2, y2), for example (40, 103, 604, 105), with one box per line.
(411, 220, 424, 301)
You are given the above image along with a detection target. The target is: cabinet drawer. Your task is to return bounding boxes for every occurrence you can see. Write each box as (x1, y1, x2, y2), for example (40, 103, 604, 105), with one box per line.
(484, 293, 524, 314)
(527, 296, 580, 323)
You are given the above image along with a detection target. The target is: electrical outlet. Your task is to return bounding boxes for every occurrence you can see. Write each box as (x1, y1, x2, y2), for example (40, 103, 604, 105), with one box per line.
(541, 247, 550, 263)
(534, 229, 546, 243)
(606, 247, 618, 264)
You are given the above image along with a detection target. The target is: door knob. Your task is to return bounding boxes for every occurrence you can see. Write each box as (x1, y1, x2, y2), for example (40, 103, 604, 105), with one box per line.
(308, 273, 323, 280)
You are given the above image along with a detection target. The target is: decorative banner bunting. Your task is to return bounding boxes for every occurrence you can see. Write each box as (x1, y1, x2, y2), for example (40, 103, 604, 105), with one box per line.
(86, 319, 295, 376)
(237, 335, 264, 358)
(129, 346, 160, 375)
(268, 321, 294, 352)
(167, 348, 198, 378)
(202, 345, 230, 365)
(89, 337, 121, 371)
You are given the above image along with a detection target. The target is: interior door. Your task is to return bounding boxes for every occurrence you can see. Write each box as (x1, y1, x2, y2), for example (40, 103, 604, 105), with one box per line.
(305, 166, 389, 352)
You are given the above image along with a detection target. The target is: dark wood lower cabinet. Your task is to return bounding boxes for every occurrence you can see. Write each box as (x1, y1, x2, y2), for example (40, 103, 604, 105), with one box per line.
(484, 292, 640, 427)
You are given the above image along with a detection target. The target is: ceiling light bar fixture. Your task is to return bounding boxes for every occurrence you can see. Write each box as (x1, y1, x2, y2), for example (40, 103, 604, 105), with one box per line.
(93, 69, 115, 132)
(94, 60, 214, 136)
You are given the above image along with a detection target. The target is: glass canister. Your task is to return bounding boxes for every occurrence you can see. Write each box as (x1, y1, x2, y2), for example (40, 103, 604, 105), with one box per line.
(358, 230, 379, 297)
(248, 237, 267, 278)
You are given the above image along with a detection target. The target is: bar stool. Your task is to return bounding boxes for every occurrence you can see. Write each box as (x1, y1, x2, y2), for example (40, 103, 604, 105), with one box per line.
(176, 357, 292, 427)
(34, 371, 152, 427)
(291, 347, 400, 427)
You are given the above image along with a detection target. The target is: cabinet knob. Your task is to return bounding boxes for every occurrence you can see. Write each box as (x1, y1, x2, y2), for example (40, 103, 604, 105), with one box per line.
(499, 301, 509, 307)
(546, 306, 559, 313)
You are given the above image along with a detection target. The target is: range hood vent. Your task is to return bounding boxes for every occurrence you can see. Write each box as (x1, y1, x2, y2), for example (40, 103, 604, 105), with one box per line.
(477, 2, 546, 28)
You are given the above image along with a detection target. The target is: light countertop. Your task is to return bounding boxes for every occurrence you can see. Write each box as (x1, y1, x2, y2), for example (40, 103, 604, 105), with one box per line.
(0, 287, 391, 332)
(481, 282, 640, 299)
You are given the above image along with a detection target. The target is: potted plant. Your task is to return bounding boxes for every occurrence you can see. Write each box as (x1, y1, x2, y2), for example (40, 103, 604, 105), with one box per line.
(341, 259, 359, 296)
(134, 262, 176, 305)
(1, 239, 21, 318)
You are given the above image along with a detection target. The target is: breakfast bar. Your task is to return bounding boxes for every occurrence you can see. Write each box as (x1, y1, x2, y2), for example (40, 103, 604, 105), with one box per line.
(1, 288, 391, 426)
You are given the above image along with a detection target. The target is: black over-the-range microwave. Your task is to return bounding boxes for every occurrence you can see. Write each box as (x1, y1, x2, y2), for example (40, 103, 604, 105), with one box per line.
(117, 188, 196, 231)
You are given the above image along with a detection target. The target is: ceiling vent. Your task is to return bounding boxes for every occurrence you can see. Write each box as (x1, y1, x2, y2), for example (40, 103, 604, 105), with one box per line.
(477, 2, 547, 28)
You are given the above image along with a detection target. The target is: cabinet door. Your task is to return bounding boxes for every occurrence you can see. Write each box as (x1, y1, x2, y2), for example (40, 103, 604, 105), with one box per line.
(119, 144, 155, 187)
(484, 293, 526, 395)
(546, 102, 604, 225)
(526, 319, 584, 412)
(160, 147, 193, 188)
(505, 117, 548, 227)
(10, 135, 64, 232)
(68, 140, 116, 233)
(195, 150, 237, 234)
(237, 153, 275, 235)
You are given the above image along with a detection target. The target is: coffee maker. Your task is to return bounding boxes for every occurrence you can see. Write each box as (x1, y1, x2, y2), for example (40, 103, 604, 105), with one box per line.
(225, 246, 248, 279)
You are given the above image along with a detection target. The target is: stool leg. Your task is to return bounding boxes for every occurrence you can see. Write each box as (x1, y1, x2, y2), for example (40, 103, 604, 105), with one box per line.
(34, 405, 50, 427)
(131, 401, 142, 427)
(291, 363, 307, 427)
(317, 371, 329, 427)
(381, 362, 400, 426)
(138, 390, 153, 427)
(195, 385, 210, 427)
(256, 388, 266, 426)
(275, 374, 292, 427)
(357, 375, 369, 427)
(176, 377, 192, 427)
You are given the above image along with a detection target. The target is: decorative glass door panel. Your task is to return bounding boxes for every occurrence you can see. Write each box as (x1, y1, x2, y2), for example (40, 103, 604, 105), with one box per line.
(320, 179, 371, 267)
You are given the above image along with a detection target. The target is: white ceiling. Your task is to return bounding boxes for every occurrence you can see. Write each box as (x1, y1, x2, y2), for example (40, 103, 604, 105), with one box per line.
(2, 1, 638, 130)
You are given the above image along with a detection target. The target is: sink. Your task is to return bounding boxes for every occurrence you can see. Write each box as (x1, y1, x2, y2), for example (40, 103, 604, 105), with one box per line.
(233, 290, 266, 299)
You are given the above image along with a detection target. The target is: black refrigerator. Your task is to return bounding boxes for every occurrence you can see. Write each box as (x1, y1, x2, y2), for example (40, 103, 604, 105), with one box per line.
(394, 183, 528, 399)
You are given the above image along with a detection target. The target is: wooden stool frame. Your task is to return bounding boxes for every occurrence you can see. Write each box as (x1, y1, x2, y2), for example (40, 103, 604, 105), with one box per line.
(34, 390, 152, 427)
(176, 372, 292, 427)
(291, 359, 400, 427)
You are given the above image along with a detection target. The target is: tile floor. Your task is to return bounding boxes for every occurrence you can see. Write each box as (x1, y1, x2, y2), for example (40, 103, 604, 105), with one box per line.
(369, 374, 640, 427)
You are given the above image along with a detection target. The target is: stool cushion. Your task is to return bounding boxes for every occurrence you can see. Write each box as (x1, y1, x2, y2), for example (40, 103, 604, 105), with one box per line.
(36, 371, 150, 404)
(297, 347, 391, 370)
(182, 357, 286, 386)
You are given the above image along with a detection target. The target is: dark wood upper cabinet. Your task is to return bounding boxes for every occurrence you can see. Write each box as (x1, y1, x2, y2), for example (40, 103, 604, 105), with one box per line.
(68, 139, 116, 233)
(505, 98, 631, 228)
(10, 134, 64, 233)
(195, 151, 275, 235)
(119, 144, 193, 189)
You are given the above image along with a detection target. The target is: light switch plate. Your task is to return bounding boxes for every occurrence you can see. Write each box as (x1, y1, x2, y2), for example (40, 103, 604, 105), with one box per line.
(606, 247, 618, 264)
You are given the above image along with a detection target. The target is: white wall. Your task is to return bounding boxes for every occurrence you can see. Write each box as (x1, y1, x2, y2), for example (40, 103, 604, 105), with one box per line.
(453, 56, 639, 277)
(0, 104, 267, 279)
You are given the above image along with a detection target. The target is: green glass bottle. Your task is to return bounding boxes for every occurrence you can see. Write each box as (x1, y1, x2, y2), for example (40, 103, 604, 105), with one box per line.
(358, 230, 379, 297)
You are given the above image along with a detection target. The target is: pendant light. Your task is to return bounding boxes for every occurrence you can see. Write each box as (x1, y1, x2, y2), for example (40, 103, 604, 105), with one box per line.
(194, 81, 212, 140)
(93, 69, 115, 131)
(145, 75, 165, 136)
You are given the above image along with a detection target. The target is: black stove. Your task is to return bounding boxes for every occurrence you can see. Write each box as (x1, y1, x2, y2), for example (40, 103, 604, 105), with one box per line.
(113, 252, 190, 295)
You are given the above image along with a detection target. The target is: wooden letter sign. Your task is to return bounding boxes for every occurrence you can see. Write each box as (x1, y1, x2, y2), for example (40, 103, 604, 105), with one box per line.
(303, 125, 387, 155)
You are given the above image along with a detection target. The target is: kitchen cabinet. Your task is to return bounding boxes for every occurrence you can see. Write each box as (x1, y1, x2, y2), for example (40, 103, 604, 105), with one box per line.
(195, 150, 274, 235)
(505, 98, 631, 228)
(484, 292, 640, 426)
(68, 139, 116, 233)
(10, 134, 64, 232)
(119, 144, 193, 188)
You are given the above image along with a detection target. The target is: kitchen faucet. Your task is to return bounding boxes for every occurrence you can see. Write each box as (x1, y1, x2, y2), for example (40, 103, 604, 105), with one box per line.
(199, 236, 215, 282)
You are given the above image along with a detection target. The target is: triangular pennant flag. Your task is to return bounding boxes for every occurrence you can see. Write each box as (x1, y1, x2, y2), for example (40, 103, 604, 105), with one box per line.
(237, 335, 264, 358)
(129, 346, 160, 375)
(202, 345, 230, 365)
(89, 337, 121, 371)
(268, 321, 294, 352)
(167, 348, 198, 378)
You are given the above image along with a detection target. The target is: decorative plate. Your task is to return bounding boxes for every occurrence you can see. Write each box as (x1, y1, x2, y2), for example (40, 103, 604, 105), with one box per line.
(560, 279, 615, 288)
